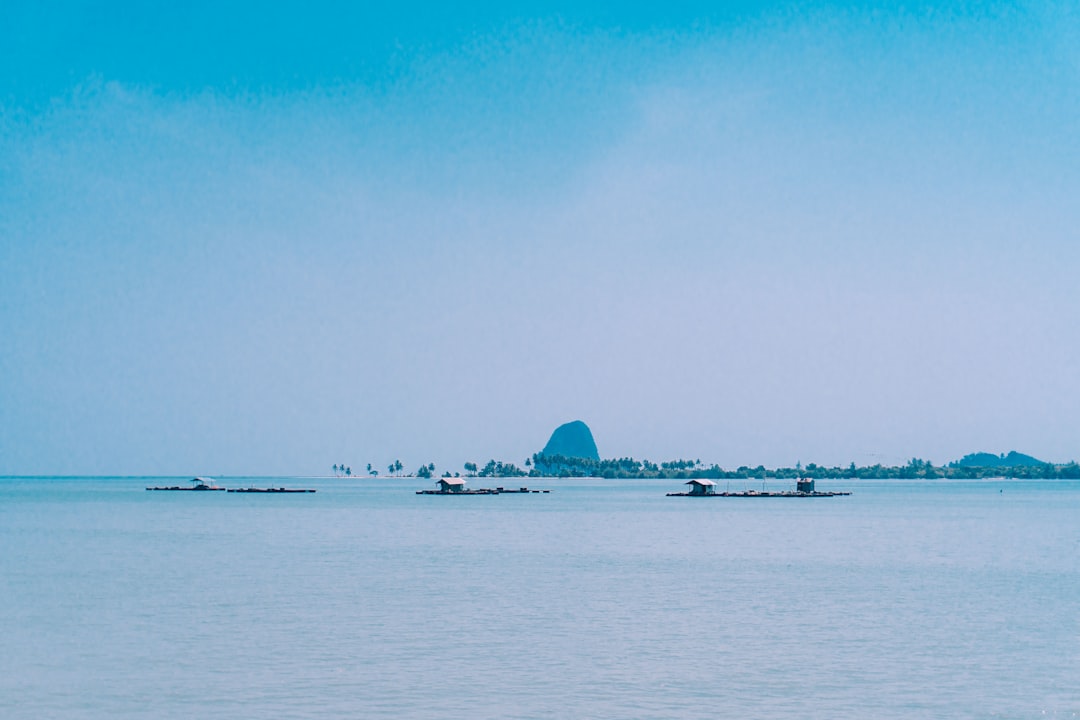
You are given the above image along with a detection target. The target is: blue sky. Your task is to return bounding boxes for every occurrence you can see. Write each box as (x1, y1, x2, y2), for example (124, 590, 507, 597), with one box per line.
(2, 1, 1079, 475)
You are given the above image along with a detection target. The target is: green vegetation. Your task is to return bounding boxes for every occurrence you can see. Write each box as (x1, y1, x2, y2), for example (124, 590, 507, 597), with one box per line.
(339, 447, 1080, 481)
(530, 453, 1080, 480)
(476, 459, 527, 478)
(952, 451, 1045, 468)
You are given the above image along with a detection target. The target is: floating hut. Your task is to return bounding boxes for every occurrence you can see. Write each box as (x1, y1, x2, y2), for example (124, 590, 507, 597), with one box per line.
(146, 477, 225, 491)
(436, 478, 467, 493)
(686, 479, 717, 496)
(416, 478, 495, 495)
(796, 478, 815, 493)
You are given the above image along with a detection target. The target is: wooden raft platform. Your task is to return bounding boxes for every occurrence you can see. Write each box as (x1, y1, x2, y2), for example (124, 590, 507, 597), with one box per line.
(666, 491, 851, 498)
(416, 487, 551, 495)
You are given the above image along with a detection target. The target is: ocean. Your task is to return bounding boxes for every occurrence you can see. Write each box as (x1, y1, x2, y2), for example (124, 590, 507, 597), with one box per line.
(1, 476, 1077, 719)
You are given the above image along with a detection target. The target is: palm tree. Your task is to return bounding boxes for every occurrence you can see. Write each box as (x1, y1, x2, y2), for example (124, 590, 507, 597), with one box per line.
(333, 464, 339, 476)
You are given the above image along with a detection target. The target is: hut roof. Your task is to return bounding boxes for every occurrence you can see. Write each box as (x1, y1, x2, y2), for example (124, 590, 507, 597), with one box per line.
(438, 478, 466, 486)
(685, 479, 717, 486)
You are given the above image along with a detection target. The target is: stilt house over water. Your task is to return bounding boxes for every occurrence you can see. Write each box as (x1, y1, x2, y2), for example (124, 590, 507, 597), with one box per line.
(436, 478, 466, 493)
(686, 479, 717, 496)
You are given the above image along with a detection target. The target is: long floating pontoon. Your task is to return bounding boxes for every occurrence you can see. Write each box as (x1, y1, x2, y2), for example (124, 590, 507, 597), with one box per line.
(416, 479, 550, 495)
(146, 478, 315, 493)
(147, 478, 225, 491)
(667, 479, 850, 498)
(666, 490, 851, 497)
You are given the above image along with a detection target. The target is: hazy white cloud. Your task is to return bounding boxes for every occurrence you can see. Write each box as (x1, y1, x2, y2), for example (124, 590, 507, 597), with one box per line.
(3, 7, 1079, 473)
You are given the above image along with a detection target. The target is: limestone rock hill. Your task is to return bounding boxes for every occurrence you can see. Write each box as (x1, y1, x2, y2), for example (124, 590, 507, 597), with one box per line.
(540, 420, 600, 461)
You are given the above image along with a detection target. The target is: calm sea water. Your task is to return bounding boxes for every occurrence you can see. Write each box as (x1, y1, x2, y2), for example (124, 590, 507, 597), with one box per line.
(1, 476, 1077, 719)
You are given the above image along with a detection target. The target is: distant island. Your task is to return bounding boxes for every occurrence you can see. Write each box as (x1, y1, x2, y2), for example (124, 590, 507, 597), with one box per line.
(336, 421, 1080, 480)
(951, 451, 1045, 468)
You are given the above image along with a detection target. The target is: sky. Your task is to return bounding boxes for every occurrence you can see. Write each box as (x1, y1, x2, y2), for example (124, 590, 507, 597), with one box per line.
(2, 1, 1079, 476)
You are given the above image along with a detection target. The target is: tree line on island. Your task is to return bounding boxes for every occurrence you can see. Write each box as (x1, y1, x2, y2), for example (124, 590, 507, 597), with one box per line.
(526, 453, 1080, 480)
(331, 462, 390, 477)
(332, 419, 1078, 480)
(332, 452, 1080, 481)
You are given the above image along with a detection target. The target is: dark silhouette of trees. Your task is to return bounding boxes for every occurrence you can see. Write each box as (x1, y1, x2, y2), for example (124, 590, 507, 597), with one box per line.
(521, 453, 1080, 481)
(477, 459, 527, 477)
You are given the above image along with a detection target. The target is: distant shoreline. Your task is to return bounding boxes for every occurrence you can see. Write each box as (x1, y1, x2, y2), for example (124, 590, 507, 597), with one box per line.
(6, 461, 1079, 482)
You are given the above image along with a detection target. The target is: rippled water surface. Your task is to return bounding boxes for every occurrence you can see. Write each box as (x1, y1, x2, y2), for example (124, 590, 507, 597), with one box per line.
(1, 477, 1078, 718)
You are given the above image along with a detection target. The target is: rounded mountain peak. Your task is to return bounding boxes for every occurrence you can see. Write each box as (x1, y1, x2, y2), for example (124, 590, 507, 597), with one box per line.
(541, 420, 600, 461)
